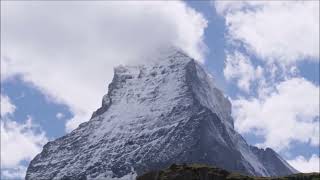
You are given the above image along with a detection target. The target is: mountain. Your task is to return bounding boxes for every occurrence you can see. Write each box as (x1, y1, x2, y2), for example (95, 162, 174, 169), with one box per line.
(137, 164, 318, 180)
(26, 48, 298, 179)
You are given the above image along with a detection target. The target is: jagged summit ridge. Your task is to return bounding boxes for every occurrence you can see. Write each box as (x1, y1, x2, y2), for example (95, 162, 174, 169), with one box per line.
(26, 49, 297, 179)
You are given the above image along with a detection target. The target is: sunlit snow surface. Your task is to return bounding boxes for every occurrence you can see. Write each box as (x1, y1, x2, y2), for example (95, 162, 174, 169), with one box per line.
(26, 49, 297, 179)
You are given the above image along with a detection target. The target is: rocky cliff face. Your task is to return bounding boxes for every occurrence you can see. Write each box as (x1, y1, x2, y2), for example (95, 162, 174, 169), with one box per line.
(26, 49, 298, 179)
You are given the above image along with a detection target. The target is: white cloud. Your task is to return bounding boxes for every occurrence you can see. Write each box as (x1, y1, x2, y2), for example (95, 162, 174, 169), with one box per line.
(1, 117, 48, 168)
(224, 51, 263, 92)
(288, 154, 320, 173)
(232, 78, 319, 151)
(1, 95, 16, 117)
(1, 1, 207, 132)
(215, 1, 319, 64)
(56, 112, 64, 120)
(0, 95, 48, 179)
(214, 0, 319, 153)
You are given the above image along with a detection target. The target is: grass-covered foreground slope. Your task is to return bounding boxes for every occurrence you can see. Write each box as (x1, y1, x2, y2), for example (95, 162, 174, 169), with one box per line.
(137, 164, 320, 180)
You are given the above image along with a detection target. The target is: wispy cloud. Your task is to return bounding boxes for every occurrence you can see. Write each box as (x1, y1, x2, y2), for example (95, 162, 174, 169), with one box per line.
(224, 51, 263, 92)
(1, 95, 48, 179)
(0, 95, 16, 117)
(56, 112, 65, 120)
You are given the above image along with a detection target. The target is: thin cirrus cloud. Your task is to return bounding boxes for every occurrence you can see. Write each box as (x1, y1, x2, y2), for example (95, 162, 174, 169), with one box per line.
(1, 1, 208, 132)
(214, 0, 320, 170)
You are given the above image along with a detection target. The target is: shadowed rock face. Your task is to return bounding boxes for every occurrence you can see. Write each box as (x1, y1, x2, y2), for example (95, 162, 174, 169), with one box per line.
(137, 164, 319, 180)
(26, 48, 298, 180)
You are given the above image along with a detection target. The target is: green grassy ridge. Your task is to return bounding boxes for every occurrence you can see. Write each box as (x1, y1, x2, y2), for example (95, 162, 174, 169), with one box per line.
(137, 164, 320, 180)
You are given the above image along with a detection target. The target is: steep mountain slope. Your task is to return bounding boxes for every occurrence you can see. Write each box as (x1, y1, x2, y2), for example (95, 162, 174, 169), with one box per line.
(26, 49, 298, 179)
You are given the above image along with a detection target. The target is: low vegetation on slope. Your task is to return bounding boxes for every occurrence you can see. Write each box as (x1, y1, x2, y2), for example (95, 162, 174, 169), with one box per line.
(137, 164, 320, 180)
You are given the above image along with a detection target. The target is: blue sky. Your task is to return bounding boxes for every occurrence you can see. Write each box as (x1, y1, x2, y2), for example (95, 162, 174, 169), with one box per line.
(1, 77, 71, 139)
(1, 1, 319, 179)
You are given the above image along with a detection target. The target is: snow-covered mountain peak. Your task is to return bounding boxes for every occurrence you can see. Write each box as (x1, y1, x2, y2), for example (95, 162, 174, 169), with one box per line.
(26, 49, 297, 179)
(92, 48, 232, 129)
